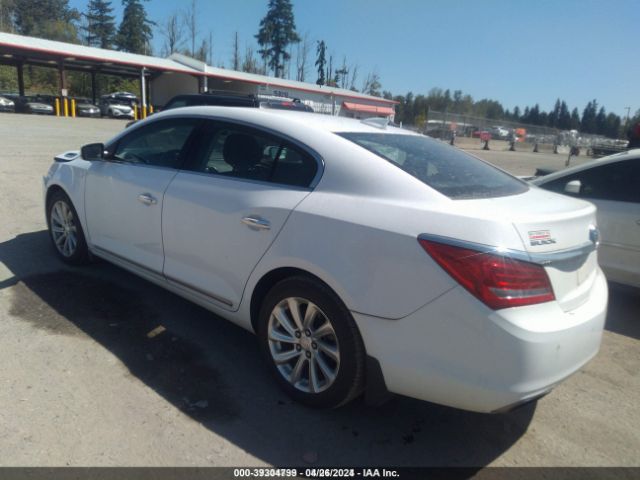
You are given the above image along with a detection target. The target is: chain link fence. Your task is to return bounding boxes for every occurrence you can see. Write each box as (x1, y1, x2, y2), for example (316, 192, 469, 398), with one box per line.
(419, 110, 626, 155)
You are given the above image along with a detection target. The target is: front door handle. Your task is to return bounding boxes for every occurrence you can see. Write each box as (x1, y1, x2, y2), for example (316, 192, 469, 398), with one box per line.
(138, 193, 157, 205)
(241, 216, 271, 230)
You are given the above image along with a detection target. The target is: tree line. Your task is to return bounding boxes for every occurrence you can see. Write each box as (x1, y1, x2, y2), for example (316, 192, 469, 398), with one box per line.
(389, 88, 627, 138)
(0, 0, 634, 138)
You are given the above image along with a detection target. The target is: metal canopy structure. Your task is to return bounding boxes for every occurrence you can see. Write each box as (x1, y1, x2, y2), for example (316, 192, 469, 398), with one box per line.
(0, 31, 200, 108)
(0, 32, 396, 117)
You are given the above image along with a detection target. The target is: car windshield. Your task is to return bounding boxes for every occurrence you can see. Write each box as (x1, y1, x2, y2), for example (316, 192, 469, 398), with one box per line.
(338, 132, 528, 199)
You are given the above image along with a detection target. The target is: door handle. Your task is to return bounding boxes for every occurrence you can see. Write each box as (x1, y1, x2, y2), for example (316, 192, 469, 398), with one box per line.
(241, 216, 271, 230)
(138, 193, 157, 205)
(636, 219, 640, 226)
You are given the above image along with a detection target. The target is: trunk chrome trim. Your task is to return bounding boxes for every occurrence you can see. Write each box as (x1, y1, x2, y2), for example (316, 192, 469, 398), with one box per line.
(418, 233, 597, 266)
(91, 245, 234, 308)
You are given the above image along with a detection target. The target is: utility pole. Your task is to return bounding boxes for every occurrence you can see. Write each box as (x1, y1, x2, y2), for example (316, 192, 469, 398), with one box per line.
(624, 106, 631, 127)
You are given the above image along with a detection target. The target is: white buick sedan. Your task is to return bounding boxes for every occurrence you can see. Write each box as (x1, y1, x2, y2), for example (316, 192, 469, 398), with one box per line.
(44, 107, 607, 412)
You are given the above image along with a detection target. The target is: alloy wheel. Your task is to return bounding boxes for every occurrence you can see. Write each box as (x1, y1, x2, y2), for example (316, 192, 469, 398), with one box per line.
(267, 297, 341, 394)
(50, 200, 78, 257)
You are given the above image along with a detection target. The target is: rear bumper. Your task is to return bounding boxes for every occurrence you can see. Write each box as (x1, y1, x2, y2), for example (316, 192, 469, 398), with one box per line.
(353, 267, 608, 413)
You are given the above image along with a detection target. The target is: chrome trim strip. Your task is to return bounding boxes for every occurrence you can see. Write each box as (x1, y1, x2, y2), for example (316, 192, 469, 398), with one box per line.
(418, 233, 597, 266)
(92, 246, 234, 307)
(92, 245, 164, 276)
(164, 275, 234, 307)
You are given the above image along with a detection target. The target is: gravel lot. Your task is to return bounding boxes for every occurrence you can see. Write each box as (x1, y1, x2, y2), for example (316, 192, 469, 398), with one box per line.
(0, 113, 638, 467)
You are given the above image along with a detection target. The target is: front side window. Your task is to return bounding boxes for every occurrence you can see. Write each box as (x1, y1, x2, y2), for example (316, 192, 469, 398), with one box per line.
(185, 121, 318, 187)
(339, 132, 528, 199)
(112, 118, 200, 168)
(541, 159, 640, 204)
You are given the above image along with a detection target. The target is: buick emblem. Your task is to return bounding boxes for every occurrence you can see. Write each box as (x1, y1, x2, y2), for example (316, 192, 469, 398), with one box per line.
(589, 225, 600, 248)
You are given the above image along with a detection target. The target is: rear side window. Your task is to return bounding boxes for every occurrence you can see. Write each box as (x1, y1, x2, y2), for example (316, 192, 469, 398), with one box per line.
(185, 121, 318, 187)
(339, 132, 528, 199)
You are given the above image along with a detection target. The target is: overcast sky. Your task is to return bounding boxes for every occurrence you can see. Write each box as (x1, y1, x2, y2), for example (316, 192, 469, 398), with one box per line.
(70, 0, 639, 118)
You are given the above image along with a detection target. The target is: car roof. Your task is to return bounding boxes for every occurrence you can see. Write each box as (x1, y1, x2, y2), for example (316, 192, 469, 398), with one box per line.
(533, 148, 640, 185)
(145, 105, 410, 136)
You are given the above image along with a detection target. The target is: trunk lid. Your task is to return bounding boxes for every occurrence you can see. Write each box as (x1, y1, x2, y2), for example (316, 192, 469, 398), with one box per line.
(456, 186, 599, 311)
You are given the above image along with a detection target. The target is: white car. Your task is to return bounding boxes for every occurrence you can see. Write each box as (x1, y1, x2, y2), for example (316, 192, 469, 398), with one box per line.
(533, 149, 640, 288)
(43, 107, 607, 412)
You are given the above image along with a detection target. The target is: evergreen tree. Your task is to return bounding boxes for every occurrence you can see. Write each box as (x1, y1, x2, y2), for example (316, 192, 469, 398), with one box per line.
(315, 40, 326, 86)
(116, 0, 153, 54)
(255, 0, 300, 78)
(513, 106, 521, 120)
(558, 101, 571, 130)
(12, 0, 79, 42)
(595, 106, 607, 135)
(604, 113, 621, 139)
(0, 0, 14, 32)
(549, 98, 561, 127)
(570, 107, 581, 130)
(581, 99, 598, 133)
(83, 0, 115, 48)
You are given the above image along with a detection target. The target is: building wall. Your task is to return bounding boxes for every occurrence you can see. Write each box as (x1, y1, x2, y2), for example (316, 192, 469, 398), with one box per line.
(150, 72, 394, 120)
(151, 73, 199, 106)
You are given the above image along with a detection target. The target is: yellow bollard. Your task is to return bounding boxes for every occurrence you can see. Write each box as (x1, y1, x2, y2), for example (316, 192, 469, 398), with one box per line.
(143, 105, 147, 119)
(133, 104, 138, 120)
(55, 98, 60, 116)
(149, 104, 154, 115)
(71, 98, 76, 118)
(63, 97, 69, 117)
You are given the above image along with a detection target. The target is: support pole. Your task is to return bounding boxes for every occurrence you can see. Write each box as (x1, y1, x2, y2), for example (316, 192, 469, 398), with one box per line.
(17, 62, 25, 96)
(58, 62, 68, 116)
(140, 67, 147, 119)
(90, 71, 97, 105)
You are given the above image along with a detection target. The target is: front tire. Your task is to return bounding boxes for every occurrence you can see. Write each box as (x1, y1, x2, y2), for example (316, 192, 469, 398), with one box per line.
(47, 190, 90, 265)
(258, 276, 365, 408)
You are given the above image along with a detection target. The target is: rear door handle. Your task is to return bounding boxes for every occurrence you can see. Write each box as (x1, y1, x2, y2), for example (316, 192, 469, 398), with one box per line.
(138, 193, 157, 205)
(241, 216, 271, 230)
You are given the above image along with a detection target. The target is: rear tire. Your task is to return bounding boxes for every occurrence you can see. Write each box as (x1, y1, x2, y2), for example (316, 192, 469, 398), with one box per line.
(46, 190, 90, 266)
(258, 276, 365, 408)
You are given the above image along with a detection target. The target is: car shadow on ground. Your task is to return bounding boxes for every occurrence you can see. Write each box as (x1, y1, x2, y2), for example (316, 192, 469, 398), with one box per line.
(0, 230, 541, 467)
(605, 283, 640, 341)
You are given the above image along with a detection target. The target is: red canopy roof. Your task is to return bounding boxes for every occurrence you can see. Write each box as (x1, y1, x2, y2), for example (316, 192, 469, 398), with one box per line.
(342, 102, 395, 115)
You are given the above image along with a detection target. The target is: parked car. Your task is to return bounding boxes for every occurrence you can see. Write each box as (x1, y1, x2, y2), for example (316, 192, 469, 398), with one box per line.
(533, 149, 640, 288)
(72, 98, 101, 118)
(8, 95, 54, 115)
(109, 91, 137, 101)
(490, 126, 510, 139)
(44, 107, 607, 412)
(99, 95, 135, 119)
(162, 91, 314, 113)
(0, 95, 15, 112)
(425, 127, 454, 140)
(125, 91, 314, 128)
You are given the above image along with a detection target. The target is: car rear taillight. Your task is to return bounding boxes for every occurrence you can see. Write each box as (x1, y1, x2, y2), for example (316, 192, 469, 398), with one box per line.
(418, 239, 555, 309)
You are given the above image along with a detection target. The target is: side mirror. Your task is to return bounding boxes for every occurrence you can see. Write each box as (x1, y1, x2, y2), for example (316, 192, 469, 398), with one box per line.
(564, 179, 581, 195)
(81, 143, 104, 161)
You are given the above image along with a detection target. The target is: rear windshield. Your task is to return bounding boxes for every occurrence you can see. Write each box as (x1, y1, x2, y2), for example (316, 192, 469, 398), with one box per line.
(339, 132, 528, 199)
